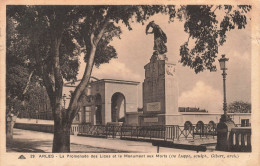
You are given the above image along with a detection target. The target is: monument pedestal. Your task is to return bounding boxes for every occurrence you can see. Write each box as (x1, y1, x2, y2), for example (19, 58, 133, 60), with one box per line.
(140, 58, 179, 126)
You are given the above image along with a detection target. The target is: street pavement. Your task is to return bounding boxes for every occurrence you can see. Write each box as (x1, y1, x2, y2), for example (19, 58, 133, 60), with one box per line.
(7, 129, 195, 153)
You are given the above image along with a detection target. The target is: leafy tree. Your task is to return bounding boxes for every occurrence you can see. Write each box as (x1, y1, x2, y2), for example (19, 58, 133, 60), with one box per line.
(7, 5, 251, 152)
(6, 15, 53, 139)
(7, 6, 83, 152)
(177, 5, 251, 73)
(6, 15, 35, 116)
(228, 101, 251, 113)
(20, 82, 51, 119)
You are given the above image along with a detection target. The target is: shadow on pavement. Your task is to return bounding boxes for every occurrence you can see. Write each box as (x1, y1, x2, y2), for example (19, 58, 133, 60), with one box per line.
(70, 143, 131, 153)
(6, 139, 51, 152)
(6, 138, 131, 153)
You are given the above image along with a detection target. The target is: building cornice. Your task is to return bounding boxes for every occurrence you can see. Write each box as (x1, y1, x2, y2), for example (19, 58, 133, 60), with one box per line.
(93, 79, 140, 85)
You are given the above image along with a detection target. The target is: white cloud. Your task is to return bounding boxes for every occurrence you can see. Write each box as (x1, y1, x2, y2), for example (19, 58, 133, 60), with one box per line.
(91, 60, 142, 82)
(231, 51, 250, 62)
(76, 53, 142, 82)
(179, 81, 223, 113)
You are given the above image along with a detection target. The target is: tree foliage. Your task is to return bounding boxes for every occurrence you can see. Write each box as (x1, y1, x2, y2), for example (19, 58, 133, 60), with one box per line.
(178, 5, 251, 73)
(6, 17, 30, 100)
(228, 101, 251, 113)
(6, 15, 34, 115)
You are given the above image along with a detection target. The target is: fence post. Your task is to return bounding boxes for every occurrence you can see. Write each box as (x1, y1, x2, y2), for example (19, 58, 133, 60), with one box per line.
(120, 126, 123, 139)
(105, 125, 108, 138)
(185, 127, 187, 140)
(247, 133, 251, 148)
(164, 126, 166, 141)
(200, 126, 202, 138)
(112, 126, 115, 138)
(241, 133, 245, 146)
(213, 126, 215, 139)
(136, 126, 139, 139)
(150, 126, 152, 140)
(192, 126, 195, 139)
(171, 126, 174, 141)
(205, 125, 207, 138)
(131, 126, 134, 138)
(172, 126, 175, 141)
(177, 126, 180, 140)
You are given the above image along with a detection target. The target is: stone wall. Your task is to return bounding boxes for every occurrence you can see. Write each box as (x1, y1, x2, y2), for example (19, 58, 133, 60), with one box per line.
(14, 123, 54, 133)
(179, 113, 251, 126)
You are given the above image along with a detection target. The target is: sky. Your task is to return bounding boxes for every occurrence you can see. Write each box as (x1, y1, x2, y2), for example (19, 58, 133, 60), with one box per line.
(71, 12, 251, 113)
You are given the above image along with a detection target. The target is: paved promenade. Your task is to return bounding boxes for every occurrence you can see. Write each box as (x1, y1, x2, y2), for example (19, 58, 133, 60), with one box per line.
(7, 129, 193, 153)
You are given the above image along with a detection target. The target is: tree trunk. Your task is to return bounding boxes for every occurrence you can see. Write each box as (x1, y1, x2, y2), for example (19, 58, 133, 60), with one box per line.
(67, 34, 97, 123)
(51, 85, 68, 153)
(52, 122, 71, 153)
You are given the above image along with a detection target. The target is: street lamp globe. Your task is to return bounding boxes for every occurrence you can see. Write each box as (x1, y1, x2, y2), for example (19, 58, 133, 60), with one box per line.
(218, 54, 229, 70)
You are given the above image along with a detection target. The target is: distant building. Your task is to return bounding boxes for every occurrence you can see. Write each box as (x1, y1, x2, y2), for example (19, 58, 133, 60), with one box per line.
(179, 107, 208, 113)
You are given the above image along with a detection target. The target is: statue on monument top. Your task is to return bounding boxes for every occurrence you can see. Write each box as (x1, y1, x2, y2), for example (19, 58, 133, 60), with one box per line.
(146, 21, 168, 61)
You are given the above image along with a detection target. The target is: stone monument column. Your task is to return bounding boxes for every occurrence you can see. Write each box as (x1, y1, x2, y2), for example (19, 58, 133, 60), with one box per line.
(141, 21, 181, 126)
(164, 62, 181, 125)
(141, 56, 180, 126)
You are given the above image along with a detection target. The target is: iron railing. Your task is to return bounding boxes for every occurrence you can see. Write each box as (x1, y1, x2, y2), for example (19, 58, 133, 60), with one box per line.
(120, 125, 176, 141)
(77, 124, 219, 141)
(78, 124, 106, 136)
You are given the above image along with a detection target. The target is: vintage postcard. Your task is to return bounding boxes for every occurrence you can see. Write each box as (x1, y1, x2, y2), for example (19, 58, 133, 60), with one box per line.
(0, 0, 259, 166)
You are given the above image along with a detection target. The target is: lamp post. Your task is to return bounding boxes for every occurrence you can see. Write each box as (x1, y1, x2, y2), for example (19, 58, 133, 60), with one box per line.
(218, 54, 229, 122)
(216, 54, 235, 151)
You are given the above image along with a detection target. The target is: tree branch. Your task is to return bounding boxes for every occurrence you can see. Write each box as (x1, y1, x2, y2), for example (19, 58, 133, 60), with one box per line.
(187, 35, 191, 43)
(67, 31, 97, 123)
(212, 5, 221, 13)
(90, 32, 95, 46)
(22, 69, 35, 95)
(94, 17, 111, 46)
(48, 19, 65, 122)
(51, 32, 64, 96)
(67, 10, 111, 123)
(32, 33, 55, 101)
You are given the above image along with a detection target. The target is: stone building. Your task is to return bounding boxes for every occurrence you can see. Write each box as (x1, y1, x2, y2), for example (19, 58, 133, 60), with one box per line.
(67, 79, 141, 126)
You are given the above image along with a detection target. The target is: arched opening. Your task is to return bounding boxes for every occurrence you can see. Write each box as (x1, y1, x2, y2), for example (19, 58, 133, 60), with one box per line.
(184, 121, 193, 131)
(95, 94, 102, 125)
(196, 121, 205, 134)
(111, 92, 126, 123)
(208, 121, 216, 130)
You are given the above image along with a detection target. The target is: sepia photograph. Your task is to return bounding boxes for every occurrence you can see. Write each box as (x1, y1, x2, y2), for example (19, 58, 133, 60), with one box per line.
(1, 1, 260, 166)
